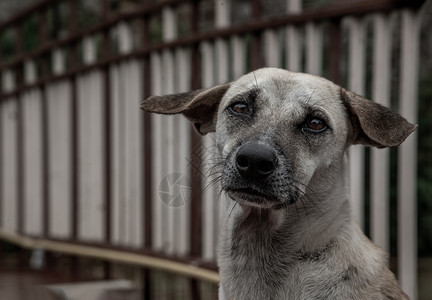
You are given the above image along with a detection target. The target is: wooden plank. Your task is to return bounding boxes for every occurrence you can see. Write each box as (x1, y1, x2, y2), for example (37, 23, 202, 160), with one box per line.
(124, 59, 144, 248)
(48, 50, 72, 240)
(118, 22, 133, 54)
(109, 64, 122, 245)
(150, 52, 164, 251)
(0, 90, 2, 229)
(305, 22, 323, 76)
(286, 0, 302, 72)
(232, 35, 246, 79)
(202, 133, 220, 261)
(201, 0, 232, 261)
(162, 6, 177, 42)
(215, 0, 231, 28)
(201, 39, 216, 261)
(328, 20, 341, 84)
(174, 47, 191, 256)
(101, 20, 112, 256)
(370, 13, 391, 252)
(24, 60, 37, 84)
(53, 49, 65, 75)
(398, 9, 419, 300)
(216, 39, 229, 83)
(201, 42, 215, 88)
(287, 0, 301, 12)
(162, 5, 177, 255)
(347, 17, 366, 228)
(2, 70, 14, 93)
(22, 88, 43, 236)
(78, 70, 104, 242)
(286, 25, 302, 72)
(1, 98, 18, 231)
(189, 5, 202, 264)
(264, 29, 281, 67)
(77, 37, 104, 241)
(114, 22, 143, 248)
(47, 81, 72, 238)
(141, 10, 153, 252)
(215, 0, 230, 81)
(17, 87, 24, 236)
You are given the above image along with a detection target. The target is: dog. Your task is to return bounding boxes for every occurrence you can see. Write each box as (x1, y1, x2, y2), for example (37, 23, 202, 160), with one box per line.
(141, 68, 416, 299)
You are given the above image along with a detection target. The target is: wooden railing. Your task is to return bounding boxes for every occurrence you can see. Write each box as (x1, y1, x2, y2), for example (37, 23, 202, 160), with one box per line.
(0, 0, 426, 299)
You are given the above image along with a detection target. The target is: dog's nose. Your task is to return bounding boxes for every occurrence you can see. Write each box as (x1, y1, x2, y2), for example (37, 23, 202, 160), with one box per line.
(235, 143, 277, 180)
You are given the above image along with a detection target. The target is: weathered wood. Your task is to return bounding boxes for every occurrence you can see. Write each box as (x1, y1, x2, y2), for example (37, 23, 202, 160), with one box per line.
(347, 17, 366, 228)
(398, 9, 419, 300)
(371, 13, 391, 253)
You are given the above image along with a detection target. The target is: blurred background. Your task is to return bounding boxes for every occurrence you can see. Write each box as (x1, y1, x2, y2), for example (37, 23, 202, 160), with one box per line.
(0, 0, 431, 299)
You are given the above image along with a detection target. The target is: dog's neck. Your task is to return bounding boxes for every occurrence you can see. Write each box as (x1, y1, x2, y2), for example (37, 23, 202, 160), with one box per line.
(294, 154, 353, 254)
(219, 154, 353, 257)
(218, 155, 355, 298)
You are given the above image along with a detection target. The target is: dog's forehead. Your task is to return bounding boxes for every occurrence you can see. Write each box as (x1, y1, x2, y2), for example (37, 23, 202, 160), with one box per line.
(223, 68, 341, 112)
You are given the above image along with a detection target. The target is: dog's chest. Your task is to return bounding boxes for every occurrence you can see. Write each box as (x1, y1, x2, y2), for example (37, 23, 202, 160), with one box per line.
(217, 211, 354, 299)
(218, 211, 298, 299)
(219, 250, 350, 300)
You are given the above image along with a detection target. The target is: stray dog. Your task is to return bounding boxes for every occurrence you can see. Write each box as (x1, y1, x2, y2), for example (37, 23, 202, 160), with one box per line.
(141, 68, 416, 299)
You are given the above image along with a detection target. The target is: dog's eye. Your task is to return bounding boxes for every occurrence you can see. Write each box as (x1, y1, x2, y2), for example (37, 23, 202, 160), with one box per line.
(303, 117, 327, 133)
(229, 103, 249, 115)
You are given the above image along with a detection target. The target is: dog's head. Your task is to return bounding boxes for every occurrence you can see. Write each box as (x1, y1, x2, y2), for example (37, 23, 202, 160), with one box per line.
(141, 68, 416, 209)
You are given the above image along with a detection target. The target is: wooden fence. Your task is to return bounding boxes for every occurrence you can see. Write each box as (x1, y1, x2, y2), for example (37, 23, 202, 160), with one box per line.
(0, 0, 426, 299)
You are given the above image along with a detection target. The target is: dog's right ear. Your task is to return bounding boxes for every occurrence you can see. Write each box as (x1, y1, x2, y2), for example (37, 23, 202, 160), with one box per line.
(140, 83, 231, 135)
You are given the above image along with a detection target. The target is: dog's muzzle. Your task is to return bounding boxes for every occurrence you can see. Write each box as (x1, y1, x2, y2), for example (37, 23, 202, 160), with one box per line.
(222, 141, 297, 208)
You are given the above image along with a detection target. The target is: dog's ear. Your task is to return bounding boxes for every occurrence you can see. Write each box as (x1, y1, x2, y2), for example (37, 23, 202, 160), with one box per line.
(140, 83, 231, 135)
(341, 88, 417, 148)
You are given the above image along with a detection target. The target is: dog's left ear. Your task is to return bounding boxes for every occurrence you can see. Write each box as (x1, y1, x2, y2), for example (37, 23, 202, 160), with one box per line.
(140, 83, 231, 135)
(341, 88, 417, 148)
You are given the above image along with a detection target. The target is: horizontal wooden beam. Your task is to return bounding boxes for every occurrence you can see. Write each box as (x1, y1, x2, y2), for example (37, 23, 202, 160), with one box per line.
(0, 0, 185, 32)
(0, 228, 219, 283)
(0, 0, 426, 70)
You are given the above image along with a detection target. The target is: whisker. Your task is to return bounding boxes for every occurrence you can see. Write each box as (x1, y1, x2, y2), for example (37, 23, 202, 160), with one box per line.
(203, 175, 222, 191)
(227, 201, 238, 221)
(290, 179, 323, 213)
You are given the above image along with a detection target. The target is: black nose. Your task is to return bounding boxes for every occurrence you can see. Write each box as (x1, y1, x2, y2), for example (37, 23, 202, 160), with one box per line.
(235, 143, 277, 180)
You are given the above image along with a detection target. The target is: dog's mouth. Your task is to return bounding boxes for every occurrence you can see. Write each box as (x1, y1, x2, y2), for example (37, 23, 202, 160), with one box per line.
(225, 187, 282, 208)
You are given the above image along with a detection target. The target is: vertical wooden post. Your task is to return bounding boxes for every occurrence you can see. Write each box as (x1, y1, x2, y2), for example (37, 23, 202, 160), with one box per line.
(67, 0, 79, 242)
(371, 13, 391, 253)
(68, 0, 80, 280)
(14, 21, 27, 271)
(264, 28, 280, 68)
(250, 0, 263, 70)
(162, 5, 177, 257)
(398, 9, 419, 300)
(39, 8, 50, 239)
(305, 22, 323, 76)
(141, 2, 153, 298)
(347, 17, 366, 229)
(15, 24, 25, 237)
(286, 0, 302, 72)
(102, 0, 112, 280)
(142, 7, 153, 253)
(328, 19, 341, 84)
(23, 59, 43, 237)
(1, 70, 18, 233)
(190, 2, 202, 299)
(0, 56, 2, 231)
